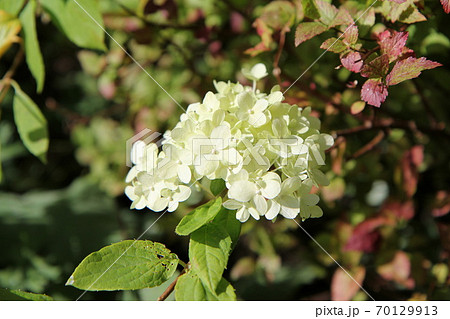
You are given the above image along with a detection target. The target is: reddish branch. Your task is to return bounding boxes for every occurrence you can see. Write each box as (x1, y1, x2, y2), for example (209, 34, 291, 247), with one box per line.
(157, 265, 187, 301)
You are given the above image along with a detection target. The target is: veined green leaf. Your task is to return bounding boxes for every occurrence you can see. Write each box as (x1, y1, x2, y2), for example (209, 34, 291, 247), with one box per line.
(0, 0, 26, 16)
(67, 240, 179, 291)
(40, 0, 106, 51)
(210, 178, 226, 196)
(176, 197, 222, 236)
(213, 207, 241, 251)
(175, 272, 236, 301)
(189, 223, 232, 292)
(11, 81, 48, 163)
(0, 288, 52, 301)
(19, 0, 45, 93)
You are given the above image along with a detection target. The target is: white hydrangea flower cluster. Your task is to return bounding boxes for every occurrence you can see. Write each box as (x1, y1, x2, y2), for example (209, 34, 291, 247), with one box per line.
(125, 64, 334, 222)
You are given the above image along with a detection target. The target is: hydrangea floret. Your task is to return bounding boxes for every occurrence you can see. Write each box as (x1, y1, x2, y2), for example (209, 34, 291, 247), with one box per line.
(125, 64, 334, 222)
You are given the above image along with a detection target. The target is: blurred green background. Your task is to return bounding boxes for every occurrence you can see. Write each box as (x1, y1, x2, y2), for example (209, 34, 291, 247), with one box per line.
(0, 0, 449, 300)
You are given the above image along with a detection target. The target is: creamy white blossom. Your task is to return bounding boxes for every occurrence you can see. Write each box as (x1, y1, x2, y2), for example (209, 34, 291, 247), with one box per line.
(125, 64, 333, 222)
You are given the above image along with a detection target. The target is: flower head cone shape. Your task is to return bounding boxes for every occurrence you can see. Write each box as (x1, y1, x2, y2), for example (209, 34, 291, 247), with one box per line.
(125, 63, 333, 222)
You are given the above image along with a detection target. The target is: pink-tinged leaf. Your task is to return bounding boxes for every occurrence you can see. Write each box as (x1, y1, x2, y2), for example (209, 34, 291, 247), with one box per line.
(350, 101, 365, 115)
(245, 18, 273, 56)
(361, 79, 388, 108)
(378, 30, 409, 61)
(432, 191, 450, 218)
(344, 217, 391, 252)
(401, 145, 423, 198)
(442, 0, 450, 13)
(340, 51, 363, 73)
(399, 8, 426, 24)
(343, 25, 358, 45)
(315, 0, 338, 25)
(361, 54, 390, 78)
(386, 57, 442, 86)
(382, 200, 415, 220)
(295, 22, 328, 46)
(320, 37, 347, 53)
(377, 251, 415, 289)
(388, 0, 407, 3)
(329, 8, 354, 28)
(331, 267, 366, 301)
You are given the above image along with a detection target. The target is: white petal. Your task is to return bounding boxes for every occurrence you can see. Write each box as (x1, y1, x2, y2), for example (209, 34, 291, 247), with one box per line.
(236, 206, 249, 222)
(177, 165, 192, 183)
(250, 63, 268, 80)
(125, 167, 138, 183)
(131, 141, 146, 165)
(308, 205, 323, 218)
(168, 201, 179, 212)
(252, 195, 267, 215)
(228, 181, 257, 202)
(249, 113, 267, 127)
(265, 200, 281, 220)
(150, 197, 169, 212)
(174, 185, 191, 202)
(125, 186, 137, 201)
(223, 199, 243, 210)
(223, 148, 242, 166)
(279, 196, 300, 219)
(281, 176, 301, 194)
(248, 207, 260, 220)
(211, 125, 231, 141)
(132, 196, 147, 210)
(253, 99, 268, 112)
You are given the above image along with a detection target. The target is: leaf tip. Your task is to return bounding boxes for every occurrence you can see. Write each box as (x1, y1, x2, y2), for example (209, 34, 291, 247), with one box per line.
(65, 275, 75, 286)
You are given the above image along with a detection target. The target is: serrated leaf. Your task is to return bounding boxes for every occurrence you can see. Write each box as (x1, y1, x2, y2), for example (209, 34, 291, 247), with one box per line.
(386, 57, 442, 86)
(315, 0, 338, 25)
(378, 30, 408, 62)
(302, 0, 320, 19)
(260, 1, 295, 31)
(19, 0, 45, 93)
(398, 5, 426, 24)
(320, 37, 347, 53)
(11, 81, 48, 163)
(67, 240, 178, 291)
(329, 8, 353, 28)
(0, 10, 21, 58)
(361, 54, 389, 79)
(0, 0, 26, 16)
(361, 78, 388, 108)
(245, 18, 273, 56)
(0, 288, 53, 301)
(212, 207, 241, 251)
(40, 0, 106, 51)
(343, 25, 358, 45)
(175, 272, 236, 301)
(442, 0, 450, 14)
(340, 51, 363, 73)
(210, 179, 226, 196)
(189, 223, 232, 292)
(176, 197, 222, 236)
(295, 22, 328, 46)
(350, 101, 365, 115)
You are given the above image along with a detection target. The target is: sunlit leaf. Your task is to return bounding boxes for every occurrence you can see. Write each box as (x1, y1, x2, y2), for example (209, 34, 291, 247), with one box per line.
(175, 272, 236, 301)
(295, 22, 327, 46)
(0, 288, 53, 301)
(0, 10, 21, 59)
(11, 81, 49, 163)
(360, 78, 388, 107)
(67, 240, 178, 290)
(0, 0, 26, 16)
(175, 197, 222, 236)
(386, 57, 442, 86)
(19, 0, 45, 93)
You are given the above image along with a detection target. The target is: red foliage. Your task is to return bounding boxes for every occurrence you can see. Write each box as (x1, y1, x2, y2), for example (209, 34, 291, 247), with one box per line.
(344, 216, 391, 253)
(401, 145, 424, 198)
(360, 79, 388, 108)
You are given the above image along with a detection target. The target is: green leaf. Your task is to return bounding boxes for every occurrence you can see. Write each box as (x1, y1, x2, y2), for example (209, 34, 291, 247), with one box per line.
(67, 240, 178, 291)
(0, 288, 52, 301)
(0, 0, 26, 16)
(11, 81, 48, 163)
(0, 138, 2, 182)
(302, 0, 320, 20)
(40, 0, 106, 51)
(189, 223, 232, 292)
(19, 0, 45, 93)
(212, 207, 241, 251)
(295, 22, 328, 46)
(210, 179, 226, 196)
(0, 11, 21, 58)
(320, 37, 347, 53)
(175, 197, 222, 236)
(386, 57, 442, 86)
(175, 272, 236, 301)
